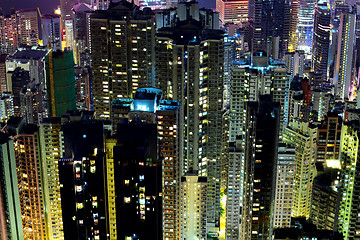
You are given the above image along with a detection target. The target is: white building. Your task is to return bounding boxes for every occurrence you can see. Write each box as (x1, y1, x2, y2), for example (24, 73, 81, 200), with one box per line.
(334, 12, 356, 100)
(180, 171, 207, 240)
(274, 146, 295, 228)
(225, 140, 243, 239)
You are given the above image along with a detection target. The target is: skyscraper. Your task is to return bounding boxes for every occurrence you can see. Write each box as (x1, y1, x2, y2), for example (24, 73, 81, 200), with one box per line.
(90, 1, 155, 119)
(296, 0, 316, 55)
(45, 50, 76, 117)
(60, 0, 76, 27)
(310, 167, 340, 231)
(281, 0, 299, 54)
(216, 0, 249, 26)
(334, 12, 356, 100)
(20, 81, 46, 124)
(0, 132, 23, 240)
(273, 145, 295, 228)
(11, 67, 29, 116)
(180, 171, 207, 240)
(155, 2, 224, 233)
(338, 120, 360, 239)
(316, 113, 342, 163)
(74, 66, 91, 110)
(59, 113, 107, 240)
(312, 3, 331, 81)
(225, 139, 243, 239)
(128, 87, 182, 239)
(107, 87, 182, 239)
(156, 100, 182, 240)
(72, 2, 92, 65)
(16, 9, 40, 47)
(0, 55, 8, 94)
(6, 118, 45, 239)
(230, 53, 290, 142)
(113, 118, 163, 239)
(241, 95, 280, 240)
(0, 9, 18, 54)
(39, 118, 64, 240)
(41, 14, 62, 51)
(283, 119, 318, 219)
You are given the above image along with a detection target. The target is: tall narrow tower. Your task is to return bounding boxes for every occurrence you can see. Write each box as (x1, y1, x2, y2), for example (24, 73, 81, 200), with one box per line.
(312, 3, 331, 80)
(90, 1, 155, 119)
(334, 12, 356, 100)
(156, 2, 224, 234)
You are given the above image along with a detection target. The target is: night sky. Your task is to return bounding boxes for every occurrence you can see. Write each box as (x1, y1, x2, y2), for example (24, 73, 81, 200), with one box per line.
(1, 0, 215, 14)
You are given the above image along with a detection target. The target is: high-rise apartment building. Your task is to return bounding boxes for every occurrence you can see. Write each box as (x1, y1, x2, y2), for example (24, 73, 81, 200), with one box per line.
(155, 2, 223, 233)
(72, 2, 92, 65)
(59, 113, 107, 240)
(11, 67, 30, 116)
(338, 120, 360, 239)
(316, 113, 342, 163)
(156, 101, 181, 240)
(74, 66, 91, 110)
(113, 119, 162, 239)
(0, 55, 8, 94)
(230, 54, 290, 142)
(284, 50, 305, 81)
(0, 10, 18, 54)
(0, 93, 14, 122)
(39, 118, 64, 240)
(241, 96, 280, 240)
(180, 171, 207, 240)
(221, 110, 230, 195)
(311, 90, 330, 121)
(223, 33, 243, 109)
(283, 119, 318, 219)
(108, 87, 182, 239)
(273, 145, 295, 228)
(20, 82, 46, 124)
(334, 12, 355, 100)
(129, 88, 182, 239)
(41, 14, 62, 51)
(225, 139, 243, 239)
(216, 0, 249, 26)
(6, 118, 45, 239)
(310, 167, 340, 231)
(17, 9, 40, 47)
(0, 133, 24, 240)
(312, 4, 331, 81)
(90, 1, 155, 119)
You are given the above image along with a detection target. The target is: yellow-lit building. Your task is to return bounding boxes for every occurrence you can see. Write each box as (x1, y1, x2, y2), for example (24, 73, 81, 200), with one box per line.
(216, 0, 249, 26)
(283, 119, 317, 219)
(180, 171, 207, 240)
(338, 122, 359, 239)
(8, 118, 45, 239)
(105, 138, 117, 240)
(39, 118, 64, 240)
